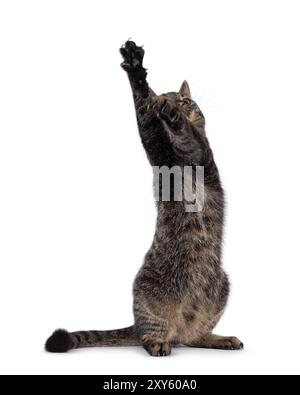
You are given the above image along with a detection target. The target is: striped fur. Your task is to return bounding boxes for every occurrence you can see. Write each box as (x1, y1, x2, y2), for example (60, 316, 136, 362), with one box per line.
(45, 41, 243, 356)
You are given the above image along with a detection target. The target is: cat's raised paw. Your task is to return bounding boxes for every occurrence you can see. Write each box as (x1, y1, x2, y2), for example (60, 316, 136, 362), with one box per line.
(157, 99, 184, 130)
(120, 40, 145, 72)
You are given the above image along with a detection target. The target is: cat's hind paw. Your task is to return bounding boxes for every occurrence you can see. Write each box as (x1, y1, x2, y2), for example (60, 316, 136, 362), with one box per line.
(143, 339, 172, 357)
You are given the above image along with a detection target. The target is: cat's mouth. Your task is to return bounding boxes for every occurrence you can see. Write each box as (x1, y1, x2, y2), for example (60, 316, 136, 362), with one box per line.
(176, 100, 191, 117)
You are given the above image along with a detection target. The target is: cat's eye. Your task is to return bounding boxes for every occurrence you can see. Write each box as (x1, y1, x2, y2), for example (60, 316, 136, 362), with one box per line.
(183, 98, 191, 105)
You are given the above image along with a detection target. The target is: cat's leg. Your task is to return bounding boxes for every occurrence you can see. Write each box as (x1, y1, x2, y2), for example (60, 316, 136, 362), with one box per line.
(134, 302, 172, 357)
(156, 99, 187, 132)
(186, 334, 244, 351)
(120, 40, 155, 100)
(137, 318, 172, 357)
(120, 41, 176, 165)
(154, 97, 221, 184)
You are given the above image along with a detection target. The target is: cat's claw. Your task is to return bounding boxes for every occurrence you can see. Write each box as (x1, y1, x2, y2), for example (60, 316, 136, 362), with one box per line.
(157, 99, 184, 129)
(143, 340, 171, 357)
(120, 40, 145, 72)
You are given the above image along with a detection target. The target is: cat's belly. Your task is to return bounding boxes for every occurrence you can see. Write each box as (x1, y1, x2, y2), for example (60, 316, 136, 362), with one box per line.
(166, 301, 224, 344)
(133, 250, 229, 343)
(133, 286, 225, 344)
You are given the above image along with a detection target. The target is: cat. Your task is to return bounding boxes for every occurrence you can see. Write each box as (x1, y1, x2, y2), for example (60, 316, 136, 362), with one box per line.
(45, 40, 243, 356)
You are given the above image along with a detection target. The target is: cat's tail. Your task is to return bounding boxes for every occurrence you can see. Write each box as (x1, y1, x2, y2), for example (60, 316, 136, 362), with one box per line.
(45, 325, 140, 353)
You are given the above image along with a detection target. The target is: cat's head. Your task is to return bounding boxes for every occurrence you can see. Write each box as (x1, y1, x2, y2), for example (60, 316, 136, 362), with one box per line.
(164, 81, 205, 129)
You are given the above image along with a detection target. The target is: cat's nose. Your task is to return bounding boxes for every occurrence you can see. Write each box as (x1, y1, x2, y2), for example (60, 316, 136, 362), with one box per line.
(176, 100, 184, 108)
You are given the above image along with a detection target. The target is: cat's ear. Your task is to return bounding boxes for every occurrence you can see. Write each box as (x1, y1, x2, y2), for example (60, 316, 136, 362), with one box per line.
(179, 80, 191, 99)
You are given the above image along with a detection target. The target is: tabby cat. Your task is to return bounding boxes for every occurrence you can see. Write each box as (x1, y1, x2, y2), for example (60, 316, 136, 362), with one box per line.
(45, 41, 243, 356)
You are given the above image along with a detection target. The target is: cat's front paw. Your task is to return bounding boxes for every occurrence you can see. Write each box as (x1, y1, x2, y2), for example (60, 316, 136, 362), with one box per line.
(157, 99, 184, 130)
(120, 40, 145, 73)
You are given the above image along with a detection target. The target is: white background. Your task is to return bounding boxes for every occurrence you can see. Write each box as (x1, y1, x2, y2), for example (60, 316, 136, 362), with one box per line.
(1, 0, 300, 375)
